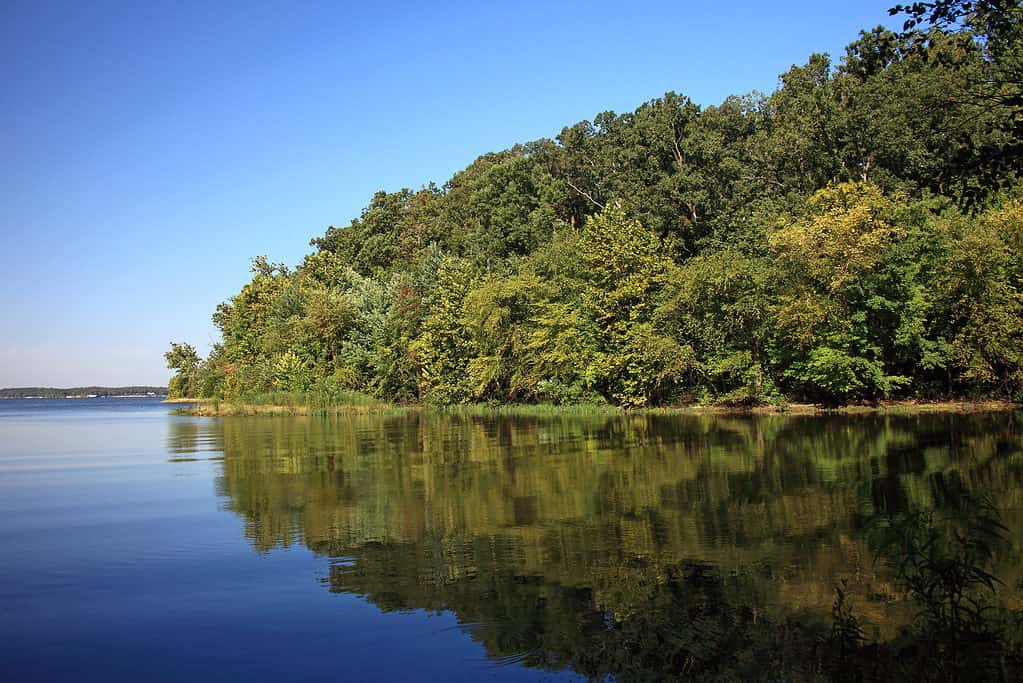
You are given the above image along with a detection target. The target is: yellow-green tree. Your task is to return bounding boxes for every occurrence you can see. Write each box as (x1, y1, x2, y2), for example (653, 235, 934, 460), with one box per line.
(579, 206, 697, 406)
(769, 183, 925, 403)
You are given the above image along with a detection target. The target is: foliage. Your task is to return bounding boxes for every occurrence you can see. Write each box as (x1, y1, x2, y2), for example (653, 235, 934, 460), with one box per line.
(868, 480, 1022, 680)
(164, 342, 201, 399)
(578, 206, 697, 406)
(170, 11, 1023, 407)
(769, 184, 921, 403)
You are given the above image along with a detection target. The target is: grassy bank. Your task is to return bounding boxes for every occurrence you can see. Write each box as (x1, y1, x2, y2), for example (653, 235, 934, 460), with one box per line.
(181, 393, 1021, 417)
(184, 390, 397, 416)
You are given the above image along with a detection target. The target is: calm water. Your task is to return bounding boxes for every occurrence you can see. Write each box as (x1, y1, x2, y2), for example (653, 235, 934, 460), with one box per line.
(1, 399, 1021, 681)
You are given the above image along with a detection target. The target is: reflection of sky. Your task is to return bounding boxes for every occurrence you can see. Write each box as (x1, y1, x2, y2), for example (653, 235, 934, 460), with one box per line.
(0, 0, 899, 387)
(0, 399, 581, 682)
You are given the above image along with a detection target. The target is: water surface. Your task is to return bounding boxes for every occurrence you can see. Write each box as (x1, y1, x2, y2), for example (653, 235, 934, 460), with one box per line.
(1, 399, 1021, 680)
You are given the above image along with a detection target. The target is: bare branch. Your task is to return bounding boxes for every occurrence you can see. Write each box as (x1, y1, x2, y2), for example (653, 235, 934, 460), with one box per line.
(565, 179, 605, 209)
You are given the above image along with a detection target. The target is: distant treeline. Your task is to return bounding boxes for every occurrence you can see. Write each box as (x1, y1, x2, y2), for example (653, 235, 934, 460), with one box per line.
(168, 1, 1023, 407)
(0, 387, 168, 399)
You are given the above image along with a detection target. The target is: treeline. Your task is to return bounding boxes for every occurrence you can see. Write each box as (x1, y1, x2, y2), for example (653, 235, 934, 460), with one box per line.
(0, 386, 167, 399)
(169, 3, 1023, 407)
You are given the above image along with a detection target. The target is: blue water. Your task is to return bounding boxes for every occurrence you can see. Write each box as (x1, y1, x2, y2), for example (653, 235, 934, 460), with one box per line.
(0, 399, 578, 682)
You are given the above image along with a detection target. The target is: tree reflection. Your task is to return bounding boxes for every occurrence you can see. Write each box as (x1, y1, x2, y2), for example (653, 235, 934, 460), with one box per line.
(169, 410, 1023, 679)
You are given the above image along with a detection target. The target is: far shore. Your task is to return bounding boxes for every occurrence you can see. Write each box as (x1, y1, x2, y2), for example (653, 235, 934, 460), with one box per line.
(178, 398, 1021, 418)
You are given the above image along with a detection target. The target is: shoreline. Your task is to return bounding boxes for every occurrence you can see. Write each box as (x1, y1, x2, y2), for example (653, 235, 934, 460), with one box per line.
(180, 398, 1022, 418)
(0, 395, 169, 400)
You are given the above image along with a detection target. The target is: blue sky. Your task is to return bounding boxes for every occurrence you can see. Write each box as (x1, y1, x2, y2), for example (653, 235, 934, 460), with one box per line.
(0, 0, 898, 387)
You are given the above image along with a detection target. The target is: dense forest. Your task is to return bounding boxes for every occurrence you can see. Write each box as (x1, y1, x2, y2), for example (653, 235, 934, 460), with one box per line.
(168, 1, 1023, 407)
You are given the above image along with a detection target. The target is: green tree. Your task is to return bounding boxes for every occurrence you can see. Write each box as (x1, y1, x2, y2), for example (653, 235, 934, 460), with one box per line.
(411, 257, 482, 403)
(164, 342, 201, 399)
(929, 199, 1023, 397)
(579, 206, 697, 406)
(663, 251, 773, 404)
(769, 183, 926, 403)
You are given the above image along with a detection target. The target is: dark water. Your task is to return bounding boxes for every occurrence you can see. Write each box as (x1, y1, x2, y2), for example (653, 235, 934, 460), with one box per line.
(1, 399, 1021, 681)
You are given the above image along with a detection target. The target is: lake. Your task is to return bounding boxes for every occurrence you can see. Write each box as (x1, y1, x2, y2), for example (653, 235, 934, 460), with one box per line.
(1, 398, 1020, 681)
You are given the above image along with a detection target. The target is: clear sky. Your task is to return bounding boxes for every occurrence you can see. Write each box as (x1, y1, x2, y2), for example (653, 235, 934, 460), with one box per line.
(0, 0, 899, 387)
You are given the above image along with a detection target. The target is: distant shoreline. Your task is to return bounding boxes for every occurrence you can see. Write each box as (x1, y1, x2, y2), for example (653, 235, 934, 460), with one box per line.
(0, 386, 167, 400)
(0, 395, 168, 399)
